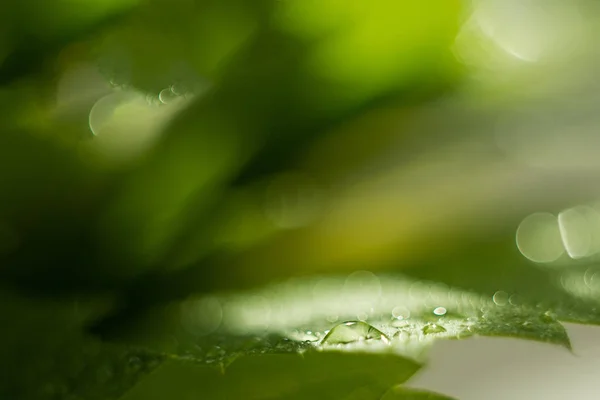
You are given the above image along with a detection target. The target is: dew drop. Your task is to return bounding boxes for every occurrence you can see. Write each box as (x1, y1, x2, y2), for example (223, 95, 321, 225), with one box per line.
(159, 88, 177, 104)
(145, 93, 162, 107)
(493, 291, 509, 306)
(88, 92, 136, 136)
(170, 83, 189, 96)
(422, 323, 447, 334)
(433, 307, 447, 316)
(509, 293, 522, 306)
(590, 272, 600, 292)
(522, 321, 534, 329)
(321, 321, 389, 345)
(539, 311, 555, 323)
(584, 267, 597, 288)
(391, 306, 410, 320)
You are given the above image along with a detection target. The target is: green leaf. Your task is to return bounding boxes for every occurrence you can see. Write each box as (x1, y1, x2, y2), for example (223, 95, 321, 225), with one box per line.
(0, 0, 140, 84)
(83, 0, 463, 279)
(89, 273, 572, 400)
(381, 386, 457, 400)
(0, 289, 164, 400)
(95, 274, 572, 367)
(122, 351, 420, 400)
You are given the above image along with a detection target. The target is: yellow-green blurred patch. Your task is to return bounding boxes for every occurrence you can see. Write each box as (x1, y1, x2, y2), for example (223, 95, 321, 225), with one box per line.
(276, 0, 462, 109)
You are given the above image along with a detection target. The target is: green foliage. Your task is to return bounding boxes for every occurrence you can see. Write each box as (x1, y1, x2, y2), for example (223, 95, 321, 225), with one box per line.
(381, 387, 456, 400)
(1, 1, 599, 399)
(0, 290, 164, 400)
(123, 353, 419, 400)
(88, 274, 578, 399)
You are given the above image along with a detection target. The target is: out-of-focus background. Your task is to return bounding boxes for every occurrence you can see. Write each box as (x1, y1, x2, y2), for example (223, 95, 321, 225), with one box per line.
(3, 0, 600, 398)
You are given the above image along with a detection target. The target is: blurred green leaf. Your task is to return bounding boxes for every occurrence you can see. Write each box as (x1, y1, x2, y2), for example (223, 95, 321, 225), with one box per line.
(0, 290, 164, 400)
(400, 231, 600, 327)
(86, 0, 463, 279)
(0, 0, 140, 83)
(123, 352, 420, 400)
(381, 386, 457, 400)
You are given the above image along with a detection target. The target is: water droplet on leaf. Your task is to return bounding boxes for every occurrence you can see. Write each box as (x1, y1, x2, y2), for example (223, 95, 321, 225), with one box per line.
(393, 330, 410, 341)
(493, 291, 509, 306)
(321, 321, 389, 345)
(433, 307, 447, 316)
(522, 321, 534, 329)
(540, 311, 556, 323)
(509, 294, 522, 306)
(422, 323, 447, 334)
(159, 88, 177, 104)
(391, 306, 410, 320)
